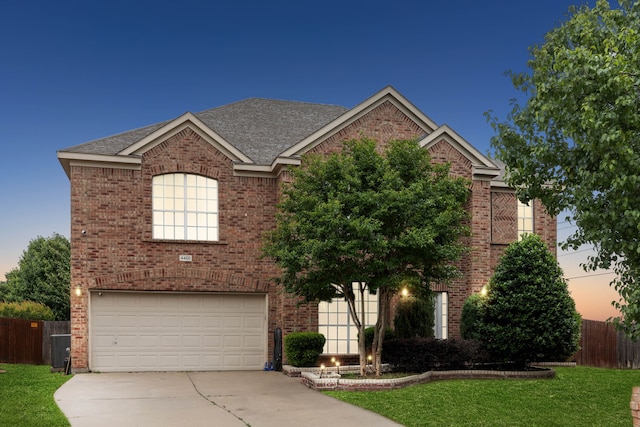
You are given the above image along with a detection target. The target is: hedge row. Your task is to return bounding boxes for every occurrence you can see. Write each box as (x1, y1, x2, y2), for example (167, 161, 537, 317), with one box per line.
(382, 338, 490, 372)
(0, 301, 55, 320)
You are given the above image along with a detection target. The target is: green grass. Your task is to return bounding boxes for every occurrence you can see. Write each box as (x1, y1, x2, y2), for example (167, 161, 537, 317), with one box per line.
(325, 367, 640, 426)
(0, 364, 72, 427)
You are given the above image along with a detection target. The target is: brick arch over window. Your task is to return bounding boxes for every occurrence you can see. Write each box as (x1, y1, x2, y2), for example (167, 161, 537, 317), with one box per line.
(144, 128, 230, 178)
(90, 269, 271, 293)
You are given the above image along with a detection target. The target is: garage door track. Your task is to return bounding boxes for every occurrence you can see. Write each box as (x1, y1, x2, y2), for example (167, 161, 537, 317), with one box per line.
(55, 371, 402, 427)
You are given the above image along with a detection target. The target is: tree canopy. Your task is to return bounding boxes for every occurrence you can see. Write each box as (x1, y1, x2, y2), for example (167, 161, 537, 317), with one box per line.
(3, 233, 70, 320)
(262, 138, 470, 374)
(487, 0, 640, 337)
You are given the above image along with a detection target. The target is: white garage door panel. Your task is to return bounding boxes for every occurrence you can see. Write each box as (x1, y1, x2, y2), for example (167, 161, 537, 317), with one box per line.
(90, 292, 267, 372)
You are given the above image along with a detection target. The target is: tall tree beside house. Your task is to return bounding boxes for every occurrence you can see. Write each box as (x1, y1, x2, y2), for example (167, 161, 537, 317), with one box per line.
(3, 233, 70, 320)
(486, 0, 640, 338)
(262, 138, 470, 375)
(480, 234, 581, 369)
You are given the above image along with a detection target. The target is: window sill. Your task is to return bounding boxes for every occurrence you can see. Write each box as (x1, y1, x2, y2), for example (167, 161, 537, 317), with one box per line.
(146, 239, 229, 245)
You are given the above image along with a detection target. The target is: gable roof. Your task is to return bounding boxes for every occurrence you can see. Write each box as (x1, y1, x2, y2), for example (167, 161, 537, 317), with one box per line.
(419, 125, 501, 181)
(57, 98, 347, 176)
(57, 86, 505, 184)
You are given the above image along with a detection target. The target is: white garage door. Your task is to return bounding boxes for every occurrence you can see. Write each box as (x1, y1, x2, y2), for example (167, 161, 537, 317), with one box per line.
(90, 292, 267, 372)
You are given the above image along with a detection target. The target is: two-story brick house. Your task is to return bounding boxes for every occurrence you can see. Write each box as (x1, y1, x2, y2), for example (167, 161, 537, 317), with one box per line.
(57, 86, 556, 372)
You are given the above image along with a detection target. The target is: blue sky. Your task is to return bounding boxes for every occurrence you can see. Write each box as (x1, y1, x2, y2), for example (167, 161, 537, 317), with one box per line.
(0, 0, 619, 320)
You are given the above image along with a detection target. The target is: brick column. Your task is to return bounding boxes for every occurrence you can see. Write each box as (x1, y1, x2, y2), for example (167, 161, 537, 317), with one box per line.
(631, 386, 640, 427)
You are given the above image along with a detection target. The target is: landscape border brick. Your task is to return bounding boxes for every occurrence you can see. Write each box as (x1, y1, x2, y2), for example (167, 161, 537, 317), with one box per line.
(285, 365, 556, 391)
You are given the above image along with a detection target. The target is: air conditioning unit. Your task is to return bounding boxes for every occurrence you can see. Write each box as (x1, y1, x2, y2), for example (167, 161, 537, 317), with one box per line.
(51, 334, 71, 369)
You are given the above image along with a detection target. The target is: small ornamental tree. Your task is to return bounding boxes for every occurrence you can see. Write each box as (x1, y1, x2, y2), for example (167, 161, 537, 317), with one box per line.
(262, 138, 470, 375)
(481, 234, 581, 368)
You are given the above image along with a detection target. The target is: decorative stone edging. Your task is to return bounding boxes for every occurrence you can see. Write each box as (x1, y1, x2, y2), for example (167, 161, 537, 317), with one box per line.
(284, 365, 556, 391)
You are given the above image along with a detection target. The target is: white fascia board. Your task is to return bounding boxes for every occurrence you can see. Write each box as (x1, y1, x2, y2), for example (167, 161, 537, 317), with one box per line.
(421, 125, 500, 170)
(233, 156, 301, 177)
(490, 181, 514, 190)
(472, 165, 501, 181)
(278, 86, 439, 160)
(120, 112, 254, 163)
(57, 151, 142, 178)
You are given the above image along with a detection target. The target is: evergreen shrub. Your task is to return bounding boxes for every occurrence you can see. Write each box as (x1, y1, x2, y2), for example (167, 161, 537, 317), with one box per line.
(284, 332, 325, 367)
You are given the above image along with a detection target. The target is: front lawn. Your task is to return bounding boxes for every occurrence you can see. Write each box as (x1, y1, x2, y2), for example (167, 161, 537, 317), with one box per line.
(0, 364, 72, 427)
(325, 367, 640, 426)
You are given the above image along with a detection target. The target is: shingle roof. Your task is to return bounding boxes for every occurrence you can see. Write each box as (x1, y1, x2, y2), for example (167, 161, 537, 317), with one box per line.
(60, 98, 348, 165)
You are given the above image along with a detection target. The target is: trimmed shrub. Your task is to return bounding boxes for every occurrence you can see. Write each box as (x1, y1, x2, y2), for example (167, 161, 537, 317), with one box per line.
(394, 296, 435, 339)
(481, 234, 581, 368)
(363, 326, 396, 351)
(0, 301, 55, 320)
(460, 293, 486, 340)
(383, 337, 489, 373)
(284, 332, 325, 367)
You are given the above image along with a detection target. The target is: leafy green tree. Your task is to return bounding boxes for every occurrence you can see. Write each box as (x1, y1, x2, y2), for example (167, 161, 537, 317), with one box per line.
(4, 234, 70, 320)
(481, 234, 581, 368)
(486, 0, 640, 337)
(263, 138, 470, 375)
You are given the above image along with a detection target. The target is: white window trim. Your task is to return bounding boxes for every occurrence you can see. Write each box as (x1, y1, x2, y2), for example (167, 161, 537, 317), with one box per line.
(517, 200, 534, 240)
(152, 173, 219, 241)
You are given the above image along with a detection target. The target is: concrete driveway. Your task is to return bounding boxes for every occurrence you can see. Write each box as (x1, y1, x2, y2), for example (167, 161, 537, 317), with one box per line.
(55, 371, 402, 427)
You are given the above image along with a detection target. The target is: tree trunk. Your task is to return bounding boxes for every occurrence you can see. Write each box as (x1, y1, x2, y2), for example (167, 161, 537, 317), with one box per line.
(345, 281, 366, 376)
(372, 287, 392, 376)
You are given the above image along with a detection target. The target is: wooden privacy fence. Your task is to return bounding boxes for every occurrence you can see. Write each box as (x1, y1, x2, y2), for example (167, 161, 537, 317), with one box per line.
(0, 318, 70, 365)
(574, 319, 640, 369)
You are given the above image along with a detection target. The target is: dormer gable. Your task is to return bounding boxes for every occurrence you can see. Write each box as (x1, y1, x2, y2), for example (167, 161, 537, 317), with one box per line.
(420, 124, 501, 182)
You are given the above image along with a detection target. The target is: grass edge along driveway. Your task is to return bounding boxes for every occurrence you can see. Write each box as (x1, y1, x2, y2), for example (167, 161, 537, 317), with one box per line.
(0, 363, 72, 427)
(325, 367, 640, 427)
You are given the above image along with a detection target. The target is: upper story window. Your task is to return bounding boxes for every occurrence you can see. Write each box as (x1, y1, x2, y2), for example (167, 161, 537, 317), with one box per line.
(517, 200, 533, 239)
(152, 173, 219, 241)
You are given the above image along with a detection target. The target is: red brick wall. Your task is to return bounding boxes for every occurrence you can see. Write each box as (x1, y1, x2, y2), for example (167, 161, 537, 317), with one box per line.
(309, 100, 427, 155)
(68, 104, 557, 368)
(70, 129, 284, 369)
(534, 200, 557, 256)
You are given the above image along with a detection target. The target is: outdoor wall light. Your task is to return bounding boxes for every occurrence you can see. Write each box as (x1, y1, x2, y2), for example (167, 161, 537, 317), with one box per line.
(401, 287, 409, 297)
(74, 285, 82, 297)
(480, 285, 488, 297)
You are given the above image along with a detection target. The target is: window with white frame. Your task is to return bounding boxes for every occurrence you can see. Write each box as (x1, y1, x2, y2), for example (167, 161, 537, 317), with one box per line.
(318, 287, 450, 353)
(152, 173, 219, 241)
(318, 284, 378, 354)
(433, 292, 448, 339)
(517, 200, 533, 239)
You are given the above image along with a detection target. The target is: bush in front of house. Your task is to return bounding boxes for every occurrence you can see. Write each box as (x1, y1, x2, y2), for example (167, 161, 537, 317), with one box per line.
(284, 332, 326, 367)
(363, 325, 396, 352)
(460, 293, 486, 341)
(0, 301, 55, 320)
(382, 337, 489, 372)
(480, 234, 581, 369)
(394, 296, 435, 339)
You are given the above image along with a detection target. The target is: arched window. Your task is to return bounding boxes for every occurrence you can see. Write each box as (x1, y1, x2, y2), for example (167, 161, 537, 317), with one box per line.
(152, 173, 219, 241)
